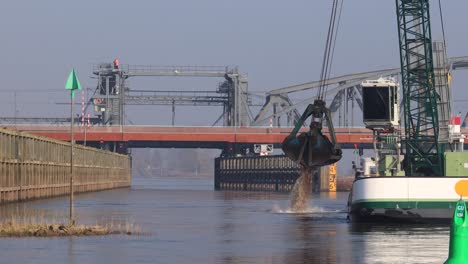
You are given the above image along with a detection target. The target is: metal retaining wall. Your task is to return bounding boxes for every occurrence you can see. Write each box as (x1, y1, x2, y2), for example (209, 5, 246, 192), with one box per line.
(215, 155, 326, 192)
(215, 155, 299, 192)
(214, 155, 338, 192)
(0, 128, 131, 203)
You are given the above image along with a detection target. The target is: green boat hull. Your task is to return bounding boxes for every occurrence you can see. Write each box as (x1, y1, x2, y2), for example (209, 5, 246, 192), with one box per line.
(349, 200, 457, 223)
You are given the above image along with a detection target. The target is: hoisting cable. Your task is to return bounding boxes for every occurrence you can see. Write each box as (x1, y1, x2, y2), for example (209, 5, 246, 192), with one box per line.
(281, 0, 344, 168)
(317, 0, 338, 100)
(438, 0, 450, 79)
(438, 0, 448, 59)
(437, 0, 452, 116)
(326, 0, 344, 90)
(317, 0, 343, 101)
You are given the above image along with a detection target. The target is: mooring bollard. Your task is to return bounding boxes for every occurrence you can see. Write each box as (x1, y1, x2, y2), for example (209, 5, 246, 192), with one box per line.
(445, 180, 468, 264)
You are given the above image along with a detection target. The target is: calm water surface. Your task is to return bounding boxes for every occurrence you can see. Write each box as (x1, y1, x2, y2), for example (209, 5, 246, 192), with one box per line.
(0, 176, 450, 264)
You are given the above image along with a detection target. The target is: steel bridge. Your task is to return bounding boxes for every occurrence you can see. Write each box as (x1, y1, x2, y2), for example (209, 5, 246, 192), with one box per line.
(92, 64, 251, 127)
(5, 126, 468, 154)
(1, 54, 466, 131)
(253, 54, 468, 128)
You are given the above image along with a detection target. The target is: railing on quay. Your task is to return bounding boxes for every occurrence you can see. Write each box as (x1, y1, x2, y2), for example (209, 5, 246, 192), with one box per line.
(0, 128, 131, 203)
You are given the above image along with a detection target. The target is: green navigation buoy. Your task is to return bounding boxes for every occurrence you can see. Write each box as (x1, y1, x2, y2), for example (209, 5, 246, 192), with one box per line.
(65, 68, 82, 98)
(445, 199, 468, 264)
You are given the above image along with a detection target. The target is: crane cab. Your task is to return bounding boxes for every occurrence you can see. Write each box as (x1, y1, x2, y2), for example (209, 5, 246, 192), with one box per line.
(361, 78, 399, 130)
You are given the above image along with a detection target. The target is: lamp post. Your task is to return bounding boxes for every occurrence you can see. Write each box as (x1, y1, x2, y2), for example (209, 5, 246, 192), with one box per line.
(65, 69, 82, 226)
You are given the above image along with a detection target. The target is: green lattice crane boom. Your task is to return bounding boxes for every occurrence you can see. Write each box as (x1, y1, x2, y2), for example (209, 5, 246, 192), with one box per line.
(396, 0, 444, 175)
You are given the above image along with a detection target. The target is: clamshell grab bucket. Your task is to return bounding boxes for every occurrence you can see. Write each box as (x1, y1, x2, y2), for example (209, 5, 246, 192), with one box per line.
(282, 126, 341, 168)
(281, 100, 342, 168)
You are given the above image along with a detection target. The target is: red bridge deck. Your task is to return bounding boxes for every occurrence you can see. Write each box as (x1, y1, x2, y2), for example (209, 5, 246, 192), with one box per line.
(6, 126, 468, 149)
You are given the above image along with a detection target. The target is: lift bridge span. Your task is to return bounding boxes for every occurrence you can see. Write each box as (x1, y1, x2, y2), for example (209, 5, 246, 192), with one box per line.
(5, 126, 468, 154)
(2, 55, 467, 129)
(1, 53, 467, 154)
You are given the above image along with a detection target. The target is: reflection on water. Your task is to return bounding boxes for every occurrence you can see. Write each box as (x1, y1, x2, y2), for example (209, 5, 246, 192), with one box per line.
(0, 176, 450, 264)
(349, 223, 449, 263)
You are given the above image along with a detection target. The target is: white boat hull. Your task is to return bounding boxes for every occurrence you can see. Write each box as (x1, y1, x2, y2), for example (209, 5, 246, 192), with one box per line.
(347, 177, 468, 223)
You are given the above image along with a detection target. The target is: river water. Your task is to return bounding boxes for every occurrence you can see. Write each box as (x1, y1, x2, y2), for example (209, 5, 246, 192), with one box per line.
(0, 176, 450, 264)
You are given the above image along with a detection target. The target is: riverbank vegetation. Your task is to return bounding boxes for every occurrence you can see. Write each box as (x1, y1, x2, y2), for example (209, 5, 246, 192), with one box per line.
(0, 217, 141, 237)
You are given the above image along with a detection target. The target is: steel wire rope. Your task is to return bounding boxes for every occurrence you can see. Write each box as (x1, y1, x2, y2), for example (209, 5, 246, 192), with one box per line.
(317, 0, 337, 100)
(326, 0, 344, 91)
(316, 0, 343, 101)
(438, 0, 448, 59)
(437, 0, 452, 119)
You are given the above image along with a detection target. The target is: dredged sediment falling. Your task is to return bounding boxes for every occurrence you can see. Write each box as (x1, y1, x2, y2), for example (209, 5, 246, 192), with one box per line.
(289, 166, 313, 212)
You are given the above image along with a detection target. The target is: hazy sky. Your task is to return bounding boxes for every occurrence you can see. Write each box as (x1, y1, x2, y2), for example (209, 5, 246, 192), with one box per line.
(0, 0, 467, 124)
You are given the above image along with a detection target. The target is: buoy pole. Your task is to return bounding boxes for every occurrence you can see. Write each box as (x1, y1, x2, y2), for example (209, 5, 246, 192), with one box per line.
(445, 199, 468, 264)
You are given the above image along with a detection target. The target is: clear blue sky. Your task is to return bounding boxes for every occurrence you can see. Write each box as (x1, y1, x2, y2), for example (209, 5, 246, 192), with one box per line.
(0, 0, 467, 124)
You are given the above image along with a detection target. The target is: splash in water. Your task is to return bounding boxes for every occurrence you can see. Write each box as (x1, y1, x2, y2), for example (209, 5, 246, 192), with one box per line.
(272, 203, 330, 214)
(289, 166, 314, 212)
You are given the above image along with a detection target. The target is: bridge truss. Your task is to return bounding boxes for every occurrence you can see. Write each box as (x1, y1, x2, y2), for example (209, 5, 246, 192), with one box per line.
(92, 64, 251, 127)
(252, 54, 468, 128)
(1, 56, 467, 129)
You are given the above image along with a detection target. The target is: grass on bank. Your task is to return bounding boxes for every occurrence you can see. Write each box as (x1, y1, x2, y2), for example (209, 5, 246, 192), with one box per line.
(0, 216, 142, 237)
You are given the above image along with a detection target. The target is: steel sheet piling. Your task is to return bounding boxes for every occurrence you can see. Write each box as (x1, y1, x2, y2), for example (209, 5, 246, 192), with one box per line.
(0, 128, 131, 204)
(214, 155, 343, 192)
(214, 155, 301, 192)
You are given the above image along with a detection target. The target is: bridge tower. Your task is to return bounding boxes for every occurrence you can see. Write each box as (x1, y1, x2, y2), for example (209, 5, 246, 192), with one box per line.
(93, 61, 126, 126)
(91, 63, 250, 127)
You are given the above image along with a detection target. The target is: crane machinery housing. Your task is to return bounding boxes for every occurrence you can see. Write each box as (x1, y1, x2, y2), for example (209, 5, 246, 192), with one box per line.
(278, 0, 468, 222)
(347, 0, 468, 222)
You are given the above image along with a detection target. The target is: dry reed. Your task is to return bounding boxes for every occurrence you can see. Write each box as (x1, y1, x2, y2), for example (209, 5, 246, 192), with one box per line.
(0, 214, 143, 237)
